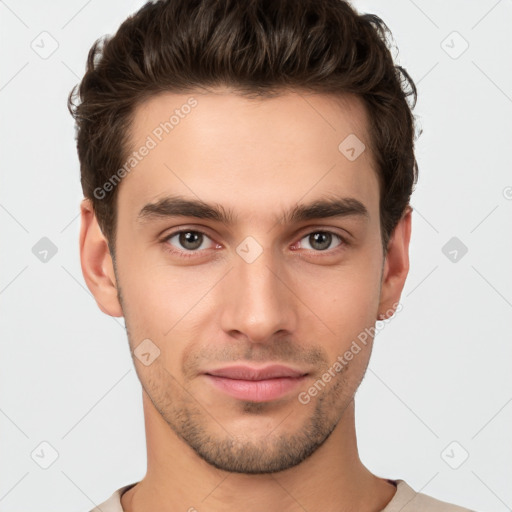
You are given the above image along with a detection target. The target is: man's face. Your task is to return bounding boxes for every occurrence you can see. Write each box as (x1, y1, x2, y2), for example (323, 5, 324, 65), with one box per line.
(111, 88, 387, 473)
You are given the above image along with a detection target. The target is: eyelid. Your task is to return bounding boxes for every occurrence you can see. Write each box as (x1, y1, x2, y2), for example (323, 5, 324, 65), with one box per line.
(295, 224, 351, 241)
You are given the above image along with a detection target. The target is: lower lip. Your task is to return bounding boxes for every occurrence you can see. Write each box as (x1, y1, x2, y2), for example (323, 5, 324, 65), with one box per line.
(205, 375, 307, 402)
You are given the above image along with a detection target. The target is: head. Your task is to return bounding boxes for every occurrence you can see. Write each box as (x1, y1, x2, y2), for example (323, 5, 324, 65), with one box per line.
(71, 0, 418, 474)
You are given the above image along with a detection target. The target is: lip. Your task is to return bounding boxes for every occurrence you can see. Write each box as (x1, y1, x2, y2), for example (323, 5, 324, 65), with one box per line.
(205, 364, 306, 380)
(204, 365, 308, 402)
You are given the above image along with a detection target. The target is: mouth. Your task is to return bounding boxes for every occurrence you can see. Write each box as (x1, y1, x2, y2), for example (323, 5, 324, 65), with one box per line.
(203, 364, 309, 402)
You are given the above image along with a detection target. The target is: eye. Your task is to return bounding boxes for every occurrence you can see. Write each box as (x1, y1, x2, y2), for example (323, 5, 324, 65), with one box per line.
(161, 228, 347, 259)
(164, 230, 217, 253)
(296, 231, 344, 252)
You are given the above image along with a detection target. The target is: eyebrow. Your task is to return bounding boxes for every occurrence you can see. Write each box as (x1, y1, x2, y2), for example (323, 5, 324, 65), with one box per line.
(137, 194, 369, 226)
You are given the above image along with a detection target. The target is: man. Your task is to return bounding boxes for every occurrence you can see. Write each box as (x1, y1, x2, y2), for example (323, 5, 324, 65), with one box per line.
(69, 0, 475, 510)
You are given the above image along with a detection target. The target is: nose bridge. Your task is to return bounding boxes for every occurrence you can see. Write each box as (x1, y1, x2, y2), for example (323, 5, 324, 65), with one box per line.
(220, 244, 297, 342)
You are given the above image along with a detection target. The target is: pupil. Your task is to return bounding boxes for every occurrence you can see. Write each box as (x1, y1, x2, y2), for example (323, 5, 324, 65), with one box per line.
(310, 232, 331, 251)
(180, 231, 202, 250)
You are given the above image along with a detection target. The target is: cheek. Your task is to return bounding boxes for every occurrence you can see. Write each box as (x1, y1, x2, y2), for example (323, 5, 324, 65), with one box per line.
(117, 255, 223, 356)
(291, 255, 382, 363)
(296, 253, 381, 319)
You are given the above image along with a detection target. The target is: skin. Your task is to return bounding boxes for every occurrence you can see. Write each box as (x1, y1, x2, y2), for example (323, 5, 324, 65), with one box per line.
(80, 87, 412, 512)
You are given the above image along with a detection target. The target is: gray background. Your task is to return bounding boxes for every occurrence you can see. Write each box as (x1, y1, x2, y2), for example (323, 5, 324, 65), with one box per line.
(0, 0, 511, 510)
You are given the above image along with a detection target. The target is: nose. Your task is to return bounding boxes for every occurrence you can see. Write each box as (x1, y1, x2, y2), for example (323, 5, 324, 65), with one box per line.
(220, 247, 298, 344)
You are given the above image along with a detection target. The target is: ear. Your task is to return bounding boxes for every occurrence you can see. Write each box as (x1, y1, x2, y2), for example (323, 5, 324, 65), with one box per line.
(79, 198, 123, 317)
(377, 205, 412, 319)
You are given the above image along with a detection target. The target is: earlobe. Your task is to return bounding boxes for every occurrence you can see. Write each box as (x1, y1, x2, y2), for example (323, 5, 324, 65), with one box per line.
(377, 206, 412, 319)
(79, 198, 123, 317)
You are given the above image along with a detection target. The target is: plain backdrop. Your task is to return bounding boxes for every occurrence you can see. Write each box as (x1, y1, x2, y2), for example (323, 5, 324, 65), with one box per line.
(0, 1, 511, 511)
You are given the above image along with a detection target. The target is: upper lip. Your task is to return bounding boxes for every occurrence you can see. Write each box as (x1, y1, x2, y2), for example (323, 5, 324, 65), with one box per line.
(204, 364, 307, 381)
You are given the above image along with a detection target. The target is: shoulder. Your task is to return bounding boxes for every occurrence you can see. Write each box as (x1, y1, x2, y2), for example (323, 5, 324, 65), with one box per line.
(88, 482, 138, 512)
(382, 480, 476, 512)
(88, 479, 476, 512)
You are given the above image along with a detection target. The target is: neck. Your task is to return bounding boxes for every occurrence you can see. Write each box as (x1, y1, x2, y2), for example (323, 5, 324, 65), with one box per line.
(121, 391, 396, 512)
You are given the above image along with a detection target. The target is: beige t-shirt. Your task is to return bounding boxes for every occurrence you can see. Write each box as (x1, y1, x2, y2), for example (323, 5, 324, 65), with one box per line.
(90, 479, 475, 511)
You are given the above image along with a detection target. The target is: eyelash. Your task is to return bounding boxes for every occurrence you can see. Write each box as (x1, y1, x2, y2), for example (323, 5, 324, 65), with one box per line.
(160, 228, 349, 259)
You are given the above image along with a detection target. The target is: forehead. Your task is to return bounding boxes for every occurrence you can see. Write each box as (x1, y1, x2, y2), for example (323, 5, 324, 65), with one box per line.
(118, 88, 379, 226)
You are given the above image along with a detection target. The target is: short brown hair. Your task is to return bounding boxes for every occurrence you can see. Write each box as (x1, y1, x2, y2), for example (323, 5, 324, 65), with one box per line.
(68, 0, 419, 255)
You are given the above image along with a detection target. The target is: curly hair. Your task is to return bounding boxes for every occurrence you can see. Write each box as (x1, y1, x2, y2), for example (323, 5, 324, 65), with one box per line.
(68, 0, 419, 255)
